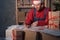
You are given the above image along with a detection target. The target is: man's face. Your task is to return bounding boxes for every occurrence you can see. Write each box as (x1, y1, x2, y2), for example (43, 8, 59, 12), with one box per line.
(33, 4, 41, 11)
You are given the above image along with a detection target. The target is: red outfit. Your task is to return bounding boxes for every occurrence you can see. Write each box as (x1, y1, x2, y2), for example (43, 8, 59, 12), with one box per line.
(25, 7, 51, 26)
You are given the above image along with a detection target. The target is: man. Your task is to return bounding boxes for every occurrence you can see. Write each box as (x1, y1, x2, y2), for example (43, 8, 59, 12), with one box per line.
(24, 0, 51, 28)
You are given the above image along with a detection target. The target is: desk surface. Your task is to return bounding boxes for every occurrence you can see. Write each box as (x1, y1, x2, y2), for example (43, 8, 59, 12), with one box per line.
(39, 29, 60, 37)
(8, 25, 60, 37)
(25, 27, 60, 37)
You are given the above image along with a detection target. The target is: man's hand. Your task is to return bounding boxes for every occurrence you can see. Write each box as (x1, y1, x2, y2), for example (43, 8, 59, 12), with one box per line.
(23, 23, 30, 28)
(31, 21, 38, 27)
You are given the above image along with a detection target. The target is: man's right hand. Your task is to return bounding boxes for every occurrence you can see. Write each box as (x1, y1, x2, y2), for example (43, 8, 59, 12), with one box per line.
(24, 24, 30, 28)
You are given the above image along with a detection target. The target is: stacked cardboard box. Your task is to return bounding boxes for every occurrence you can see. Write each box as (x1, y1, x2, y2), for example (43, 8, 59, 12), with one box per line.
(49, 11, 60, 30)
(24, 30, 36, 40)
(12, 29, 25, 40)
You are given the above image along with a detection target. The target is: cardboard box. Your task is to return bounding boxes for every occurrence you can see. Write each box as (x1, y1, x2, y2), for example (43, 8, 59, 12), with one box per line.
(12, 29, 36, 40)
(49, 11, 60, 30)
(24, 30, 36, 40)
(12, 29, 25, 40)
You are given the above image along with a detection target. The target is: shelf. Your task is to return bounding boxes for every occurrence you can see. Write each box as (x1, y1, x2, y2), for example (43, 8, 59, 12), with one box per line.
(18, 6, 34, 8)
(18, 20, 24, 22)
(18, 21, 24, 25)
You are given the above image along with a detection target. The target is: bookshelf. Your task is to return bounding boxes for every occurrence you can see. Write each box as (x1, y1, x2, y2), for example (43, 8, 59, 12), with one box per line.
(16, 0, 34, 25)
(17, 0, 33, 8)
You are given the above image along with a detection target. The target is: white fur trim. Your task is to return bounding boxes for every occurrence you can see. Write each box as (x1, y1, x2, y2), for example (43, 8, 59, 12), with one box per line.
(32, 5, 34, 7)
(33, 1, 41, 4)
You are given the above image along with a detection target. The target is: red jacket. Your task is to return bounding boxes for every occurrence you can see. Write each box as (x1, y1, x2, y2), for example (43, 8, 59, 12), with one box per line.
(25, 7, 51, 26)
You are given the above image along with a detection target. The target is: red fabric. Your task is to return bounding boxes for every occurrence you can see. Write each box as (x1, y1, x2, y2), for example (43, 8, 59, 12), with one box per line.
(25, 7, 51, 26)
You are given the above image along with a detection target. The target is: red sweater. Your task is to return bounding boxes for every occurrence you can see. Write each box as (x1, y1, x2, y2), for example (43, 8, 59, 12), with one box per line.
(25, 7, 51, 26)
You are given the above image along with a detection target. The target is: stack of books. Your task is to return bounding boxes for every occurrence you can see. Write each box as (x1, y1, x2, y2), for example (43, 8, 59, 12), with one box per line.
(49, 11, 60, 30)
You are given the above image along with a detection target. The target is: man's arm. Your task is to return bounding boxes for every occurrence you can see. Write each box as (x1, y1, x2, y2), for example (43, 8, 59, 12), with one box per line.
(31, 21, 38, 27)
(24, 9, 34, 28)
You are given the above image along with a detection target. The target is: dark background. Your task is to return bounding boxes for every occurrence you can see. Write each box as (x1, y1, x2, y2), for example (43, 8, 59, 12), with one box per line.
(0, 0, 16, 37)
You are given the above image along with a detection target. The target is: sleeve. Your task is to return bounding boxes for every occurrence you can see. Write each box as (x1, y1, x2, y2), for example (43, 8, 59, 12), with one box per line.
(45, 8, 51, 25)
(25, 9, 34, 25)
